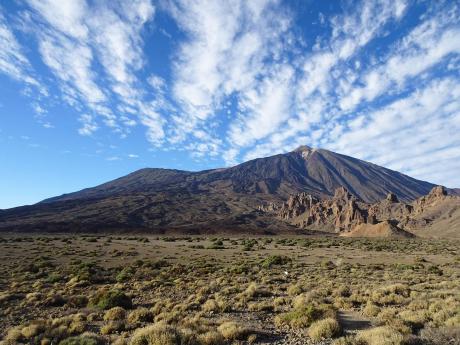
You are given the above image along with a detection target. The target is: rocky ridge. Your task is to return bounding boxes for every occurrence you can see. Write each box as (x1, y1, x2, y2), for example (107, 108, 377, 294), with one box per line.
(259, 186, 460, 237)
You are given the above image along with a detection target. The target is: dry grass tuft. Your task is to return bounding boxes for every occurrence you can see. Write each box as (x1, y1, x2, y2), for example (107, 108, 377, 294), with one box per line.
(101, 321, 124, 334)
(197, 330, 224, 345)
(129, 323, 180, 345)
(217, 321, 248, 340)
(103, 307, 126, 321)
(363, 302, 380, 317)
(356, 326, 403, 345)
(308, 317, 341, 341)
(127, 307, 154, 324)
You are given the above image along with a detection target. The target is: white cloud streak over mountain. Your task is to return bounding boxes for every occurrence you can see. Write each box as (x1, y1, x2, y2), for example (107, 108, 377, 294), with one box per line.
(162, 0, 414, 165)
(1, 0, 460, 186)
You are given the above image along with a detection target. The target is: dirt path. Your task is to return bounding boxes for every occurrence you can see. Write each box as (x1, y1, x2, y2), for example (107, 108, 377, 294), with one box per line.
(337, 310, 373, 334)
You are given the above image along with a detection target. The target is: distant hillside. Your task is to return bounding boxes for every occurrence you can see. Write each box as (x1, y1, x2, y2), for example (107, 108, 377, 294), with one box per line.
(0, 146, 439, 233)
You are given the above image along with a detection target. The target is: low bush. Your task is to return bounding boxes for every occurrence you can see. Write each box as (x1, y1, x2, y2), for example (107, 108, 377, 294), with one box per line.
(308, 317, 341, 341)
(356, 326, 403, 345)
(248, 301, 273, 312)
(129, 323, 180, 345)
(67, 295, 89, 308)
(363, 302, 380, 317)
(261, 255, 291, 268)
(128, 307, 154, 324)
(197, 330, 224, 345)
(101, 321, 124, 334)
(275, 304, 336, 329)
(332, 336, 359, 345)
(217, 321, 248, 340)
(104, 307, 126, 321)
(89, 289, 132, 310)
(116, 267, 134, 282)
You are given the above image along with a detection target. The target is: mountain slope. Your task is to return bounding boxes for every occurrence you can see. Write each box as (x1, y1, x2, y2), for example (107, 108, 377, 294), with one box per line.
(0, 146, 438, 233)
(43, 146, 434, 203)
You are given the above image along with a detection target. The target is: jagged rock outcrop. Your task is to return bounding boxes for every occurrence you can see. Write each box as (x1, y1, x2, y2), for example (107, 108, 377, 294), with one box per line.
(278, 193, 320, 219)
(386, 192, 399, 202)
(412, 185, 448, 213)
(267, 186, 369, 232)
(260, 185, 460, 237)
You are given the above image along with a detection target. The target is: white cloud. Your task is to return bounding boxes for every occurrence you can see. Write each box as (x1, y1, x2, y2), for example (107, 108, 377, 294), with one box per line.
(0, 13, 29, 81)
(222, 148, 238, 166)
(137, 101, 165, 145)
(78, 114, 98, 136)
(33, 103, 47, 115)
(169, 0, 243, 113)
(0, 9, 44, 91)
(167, 0, 293, 153)
(87, 1, 154, 93)
(39, 33, 106, 104)
(148, 75, 166, 93)
(339, 9, 460, 112)
(25, 0, 162, 143)
(26, 0, 89, 39)
(229, 64, 294, 147)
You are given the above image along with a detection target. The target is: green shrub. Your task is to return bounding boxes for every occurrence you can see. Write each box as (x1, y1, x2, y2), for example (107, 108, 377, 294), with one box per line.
(275, 304, 336, 329)
(116, 268, 134, 282)
(207, 242, 225, 249)
(89, 290, 132, 310)
(242, 239, 258, 251)
(46, 272, 63, 283)
(67, 295, 89, 308)
(261, 255, 291, 268)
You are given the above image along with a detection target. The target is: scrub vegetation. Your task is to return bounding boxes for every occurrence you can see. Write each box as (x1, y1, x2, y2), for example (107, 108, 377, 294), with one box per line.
(0, 235, 459, 344)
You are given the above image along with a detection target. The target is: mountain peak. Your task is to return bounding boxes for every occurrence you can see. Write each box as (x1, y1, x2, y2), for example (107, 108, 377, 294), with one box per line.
(293, 145, 313, 152)
(428, 185, 447, 198)
(292, 145, 317, 160)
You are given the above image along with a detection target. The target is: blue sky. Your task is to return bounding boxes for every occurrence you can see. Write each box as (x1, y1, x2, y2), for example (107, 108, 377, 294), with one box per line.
(1, 0, 460, 209)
